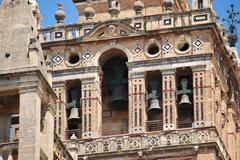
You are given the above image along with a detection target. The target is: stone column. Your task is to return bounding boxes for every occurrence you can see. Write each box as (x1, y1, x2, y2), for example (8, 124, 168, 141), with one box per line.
(192, 65, 213, 127)
(129, 72, 147, 134)
(53, 81, 67, 139)
(81, 77, 102, 139)
(18, 86, 41, 160)
(161, 69, 177, 130)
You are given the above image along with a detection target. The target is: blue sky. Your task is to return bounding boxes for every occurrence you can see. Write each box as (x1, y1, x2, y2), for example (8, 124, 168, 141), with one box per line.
(0, 0, 239, 50)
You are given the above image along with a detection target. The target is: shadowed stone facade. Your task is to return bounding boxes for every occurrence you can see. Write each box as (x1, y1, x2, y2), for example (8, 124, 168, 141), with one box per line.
(0, 0, 240, 160)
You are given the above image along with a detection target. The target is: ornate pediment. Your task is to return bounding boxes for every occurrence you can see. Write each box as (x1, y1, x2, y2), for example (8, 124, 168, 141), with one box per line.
(82, 21, 143, 40)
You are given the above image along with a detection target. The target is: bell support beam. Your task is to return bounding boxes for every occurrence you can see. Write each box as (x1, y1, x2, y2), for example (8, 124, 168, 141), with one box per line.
(129, 72, 147, 134)
(81, 77, 102, 139)
(52, 81, 67, 140)
(161, 69, 177, 131)
(192, 65, 214, 128)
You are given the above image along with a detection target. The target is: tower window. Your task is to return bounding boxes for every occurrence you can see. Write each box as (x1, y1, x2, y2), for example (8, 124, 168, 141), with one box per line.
(198, 0, 204, 9)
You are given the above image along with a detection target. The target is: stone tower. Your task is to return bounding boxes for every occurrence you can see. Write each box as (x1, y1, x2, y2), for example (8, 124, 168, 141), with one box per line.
(0, 0, 56, 160)
(1, 0, 240, 160)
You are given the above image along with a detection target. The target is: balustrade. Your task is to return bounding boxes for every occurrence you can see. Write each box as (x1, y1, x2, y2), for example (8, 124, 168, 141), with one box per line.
(39, 9, 213, 43)
(64, 127, 230, 159)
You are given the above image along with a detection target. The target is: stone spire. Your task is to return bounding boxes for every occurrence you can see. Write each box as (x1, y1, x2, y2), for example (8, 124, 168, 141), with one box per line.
(55, 3, 66, 26)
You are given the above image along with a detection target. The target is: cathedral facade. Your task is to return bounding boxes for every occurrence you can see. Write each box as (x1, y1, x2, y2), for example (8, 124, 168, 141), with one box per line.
(0, 0, 240, 160)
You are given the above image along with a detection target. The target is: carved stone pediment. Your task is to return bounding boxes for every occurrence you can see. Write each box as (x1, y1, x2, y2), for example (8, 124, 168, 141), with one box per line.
(82, 21, 143, 40)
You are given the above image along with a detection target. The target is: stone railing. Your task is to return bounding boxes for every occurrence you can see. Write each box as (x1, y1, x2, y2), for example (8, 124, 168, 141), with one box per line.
(64, 127, 230, 159)
(0, 142, 18, 160)
(39, 8, 214, 43)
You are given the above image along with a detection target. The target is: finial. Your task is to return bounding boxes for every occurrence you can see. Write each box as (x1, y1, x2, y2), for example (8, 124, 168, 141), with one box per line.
(163, 0, 174, 10)
(223, 4, 240, 47)
(70, 133, 77, 141)
(108, 0, 120, 19)
(134, 0, 144, 16)
(55, 3, 66, 26)
(84, 6, 95, 21)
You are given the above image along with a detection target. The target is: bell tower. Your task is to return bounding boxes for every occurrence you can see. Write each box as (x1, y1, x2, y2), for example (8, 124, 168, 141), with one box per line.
(192, 0, 213, 9)
(0, 0, 56, 160)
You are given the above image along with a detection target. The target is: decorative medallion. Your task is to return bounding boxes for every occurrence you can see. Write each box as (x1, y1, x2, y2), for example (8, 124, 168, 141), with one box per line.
(133, 45, 142, 55)
(148, 136, 159, 147)
(179, 134, 191, 144)
(82, 50, 93, 60)
(197, 131, 209, 142)
(162, 41, 173, 52)
(193, 39, 204, 49)
(129, 137, 141, 149)
(85, 143, 97, 153)
(53, 54, 63, 65)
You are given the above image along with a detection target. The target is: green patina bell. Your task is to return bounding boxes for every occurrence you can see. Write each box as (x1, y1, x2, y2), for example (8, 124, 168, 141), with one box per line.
(146, 80, 161, 112)
(177, 78, 191, 108)
(67, 88, 81, 121)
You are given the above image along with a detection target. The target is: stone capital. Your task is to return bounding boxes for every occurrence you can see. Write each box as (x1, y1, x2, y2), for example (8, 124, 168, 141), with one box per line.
(129, 72, 145, 79)
(53, 81, 66, 88)
(191, 65, 206, 72)
(161, 69, 176, 76)
(81, 77, 95, 84)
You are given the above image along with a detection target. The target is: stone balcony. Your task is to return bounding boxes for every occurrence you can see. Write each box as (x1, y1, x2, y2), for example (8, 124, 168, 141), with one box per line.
(64, 127, 230, 160)
(39, 8, 215, 44)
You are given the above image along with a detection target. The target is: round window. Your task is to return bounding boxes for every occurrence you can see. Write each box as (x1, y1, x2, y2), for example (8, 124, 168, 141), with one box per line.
(66, 53, 81, 67)
(175, 37, 191, 54)
(148, 44, 160, 55)
(144, 39, 161, 58)
(69, 54, 80, 64)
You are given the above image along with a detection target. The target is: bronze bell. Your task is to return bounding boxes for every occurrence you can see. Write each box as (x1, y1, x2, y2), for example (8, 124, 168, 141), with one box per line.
(148, 99, 161, 112)
(68, 107, 80, 122)
(179, 94, 191, 108)
(110, 85, 128, 110)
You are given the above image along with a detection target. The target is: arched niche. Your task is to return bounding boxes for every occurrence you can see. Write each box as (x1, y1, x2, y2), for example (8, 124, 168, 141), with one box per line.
(99, 48, 129, 136)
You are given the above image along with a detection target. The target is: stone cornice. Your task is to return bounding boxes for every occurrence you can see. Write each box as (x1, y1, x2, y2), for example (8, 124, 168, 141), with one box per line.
(127, 54, 211, 70)
(52, 66, 99, 78)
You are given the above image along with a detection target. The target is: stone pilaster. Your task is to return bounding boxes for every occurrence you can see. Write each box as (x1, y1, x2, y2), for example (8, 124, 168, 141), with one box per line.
(53, 81, 67, 139)
(81, 77, 102, 139)
(161, 69, 177, 130)
(129, 72, 147, 134)
(41, 102, 56, 160)
(192, 65, 213, 127)
(227, 107, 237, 160)
(18, 86, 42, 160)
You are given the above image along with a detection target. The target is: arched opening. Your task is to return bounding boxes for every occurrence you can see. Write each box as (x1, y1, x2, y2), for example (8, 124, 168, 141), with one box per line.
(65, 80, 82, 139)
(99, 49, 129, 136)
(145, 71, 163, 131)
(176, 68, 194, 128)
